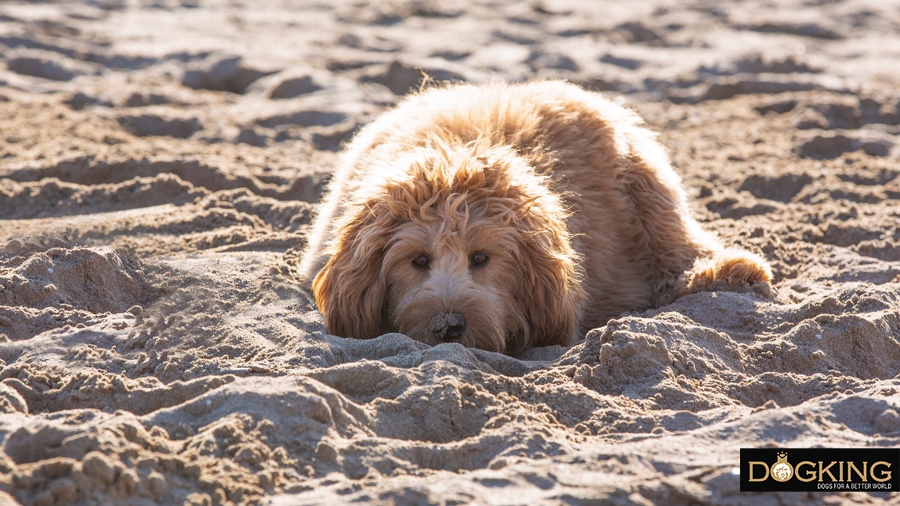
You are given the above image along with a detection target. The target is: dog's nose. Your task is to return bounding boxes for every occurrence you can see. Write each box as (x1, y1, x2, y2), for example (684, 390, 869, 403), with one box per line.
(429, 311, 466, 342)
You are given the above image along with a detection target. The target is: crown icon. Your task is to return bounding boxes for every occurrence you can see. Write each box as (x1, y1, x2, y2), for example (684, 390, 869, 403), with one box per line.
(777, 451, 787, 460)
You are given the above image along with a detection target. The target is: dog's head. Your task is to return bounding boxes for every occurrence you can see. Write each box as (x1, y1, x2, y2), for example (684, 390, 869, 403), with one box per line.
(312, 141, 585, 353)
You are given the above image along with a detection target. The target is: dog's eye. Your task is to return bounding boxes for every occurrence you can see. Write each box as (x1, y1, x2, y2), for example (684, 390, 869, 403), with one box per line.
(412, 254, 430, 269)
(470, 252, 489, 267)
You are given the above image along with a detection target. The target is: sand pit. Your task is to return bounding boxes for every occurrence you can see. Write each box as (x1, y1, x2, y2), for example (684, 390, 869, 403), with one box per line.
(1, 1, 899, 504)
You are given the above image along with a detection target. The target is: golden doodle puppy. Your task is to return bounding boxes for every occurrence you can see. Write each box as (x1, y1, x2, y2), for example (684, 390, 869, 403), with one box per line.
(299, 80, 771, 354)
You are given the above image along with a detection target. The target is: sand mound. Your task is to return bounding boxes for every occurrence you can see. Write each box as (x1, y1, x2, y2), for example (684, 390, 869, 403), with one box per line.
(1, 0, 899, 505)
(0, 246, 150, 342)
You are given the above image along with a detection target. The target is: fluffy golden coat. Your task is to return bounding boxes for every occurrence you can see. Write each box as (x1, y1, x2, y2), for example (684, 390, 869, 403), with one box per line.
(299, 81, 771, 353)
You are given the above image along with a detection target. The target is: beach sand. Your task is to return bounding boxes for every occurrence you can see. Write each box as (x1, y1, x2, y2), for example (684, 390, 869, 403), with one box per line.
(1, 0, 899, 504)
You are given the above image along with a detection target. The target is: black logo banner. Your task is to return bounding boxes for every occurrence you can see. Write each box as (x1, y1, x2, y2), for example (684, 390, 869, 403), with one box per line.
(741, 448, 899, 492)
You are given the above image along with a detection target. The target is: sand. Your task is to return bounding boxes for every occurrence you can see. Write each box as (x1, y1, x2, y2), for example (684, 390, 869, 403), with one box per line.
(0, 0, 899, 504)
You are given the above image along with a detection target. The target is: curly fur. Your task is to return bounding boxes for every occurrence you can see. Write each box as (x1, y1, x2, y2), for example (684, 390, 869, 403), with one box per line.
(300, 80, 772, 354)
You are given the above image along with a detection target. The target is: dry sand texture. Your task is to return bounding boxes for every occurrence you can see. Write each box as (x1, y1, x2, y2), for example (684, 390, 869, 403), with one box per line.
(1, 0, 900, 505)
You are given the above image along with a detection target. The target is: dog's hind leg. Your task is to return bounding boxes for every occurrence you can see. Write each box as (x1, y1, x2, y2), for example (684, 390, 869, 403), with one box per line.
(619, 132, 771, 305)
(682, 249, 772, 294)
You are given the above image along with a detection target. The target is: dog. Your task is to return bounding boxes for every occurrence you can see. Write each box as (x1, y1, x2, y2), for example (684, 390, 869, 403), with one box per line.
(299, 80, 772, 354)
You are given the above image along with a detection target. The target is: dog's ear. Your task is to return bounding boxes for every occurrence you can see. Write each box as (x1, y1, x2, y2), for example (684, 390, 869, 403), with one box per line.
(312, 206, 391, 339)
(515, 209, 584, 350)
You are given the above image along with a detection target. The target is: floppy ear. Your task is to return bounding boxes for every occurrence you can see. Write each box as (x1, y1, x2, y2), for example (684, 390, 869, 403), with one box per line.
(515, 205, 585, 350)
(312, 206, 392, 340)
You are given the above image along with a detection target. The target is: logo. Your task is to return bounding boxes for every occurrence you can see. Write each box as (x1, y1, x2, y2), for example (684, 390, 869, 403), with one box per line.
(741, 448, 900, 492)
(771, 452, 792, 482)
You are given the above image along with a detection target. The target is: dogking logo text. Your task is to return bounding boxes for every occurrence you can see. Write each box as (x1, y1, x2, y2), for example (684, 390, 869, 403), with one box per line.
(740, 448, 900, 492)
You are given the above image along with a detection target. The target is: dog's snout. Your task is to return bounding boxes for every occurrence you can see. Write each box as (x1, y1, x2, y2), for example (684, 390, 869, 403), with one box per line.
(429, 311, 466, 342)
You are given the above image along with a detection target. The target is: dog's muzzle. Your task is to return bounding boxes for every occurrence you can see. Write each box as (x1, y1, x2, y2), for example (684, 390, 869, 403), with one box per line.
(429, 311, 466, 342)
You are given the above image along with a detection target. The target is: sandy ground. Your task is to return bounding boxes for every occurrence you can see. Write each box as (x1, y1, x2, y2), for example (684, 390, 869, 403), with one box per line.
(1, 0, 899, 505)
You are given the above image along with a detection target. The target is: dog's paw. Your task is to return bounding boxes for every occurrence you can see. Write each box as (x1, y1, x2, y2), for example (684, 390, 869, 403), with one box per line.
(685, 249, 773, 294)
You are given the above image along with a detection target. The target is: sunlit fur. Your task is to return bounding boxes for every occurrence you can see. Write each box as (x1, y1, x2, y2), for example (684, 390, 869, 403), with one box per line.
(301, 80, 772, 354)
